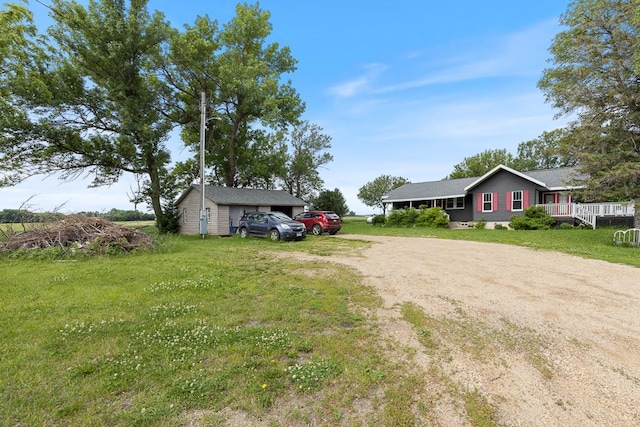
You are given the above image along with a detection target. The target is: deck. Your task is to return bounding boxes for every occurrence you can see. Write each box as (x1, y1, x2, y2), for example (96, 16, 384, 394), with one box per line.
(537, 202, 635, 229)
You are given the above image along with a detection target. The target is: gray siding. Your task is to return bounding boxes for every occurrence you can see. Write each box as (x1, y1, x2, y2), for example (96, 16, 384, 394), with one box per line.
(470, 170, 539, 222)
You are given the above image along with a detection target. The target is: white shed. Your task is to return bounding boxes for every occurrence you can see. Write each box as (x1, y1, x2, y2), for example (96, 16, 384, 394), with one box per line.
(175, 185, 307, 236)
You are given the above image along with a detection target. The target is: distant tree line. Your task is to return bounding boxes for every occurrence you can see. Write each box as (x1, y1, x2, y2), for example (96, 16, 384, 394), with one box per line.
(0, 209, 154, 223)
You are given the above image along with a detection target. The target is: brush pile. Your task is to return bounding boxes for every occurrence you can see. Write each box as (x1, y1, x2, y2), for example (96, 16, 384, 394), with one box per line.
(0, 215, 155, 254)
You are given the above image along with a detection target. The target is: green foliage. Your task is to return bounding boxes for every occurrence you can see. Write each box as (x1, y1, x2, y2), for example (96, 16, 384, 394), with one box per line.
(447, 127, 577, 182)
(513, 129, 577, 171)
(474, 217, 487, 229)
(538, 0, 640, 228)
(161, 4, 304, 189)
(156, 202, 180, 234)
(0, 208, 153, 224)
(357, 175, 409, 213)
(371, 214, 386, 226)
(310, 188, 349, 217)
(278, 121, 333, 201)
(448, 149, 516, 179)
(494, 223, 508, 230)
(509, 206, 556, 230)
(386, 207, 449, 228)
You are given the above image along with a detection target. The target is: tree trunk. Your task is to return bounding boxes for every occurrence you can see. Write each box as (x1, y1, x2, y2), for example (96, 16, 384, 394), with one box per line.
(634, 200, 640, 229)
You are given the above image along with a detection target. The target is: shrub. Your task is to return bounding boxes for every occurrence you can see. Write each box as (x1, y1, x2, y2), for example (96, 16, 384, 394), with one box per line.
(509, 206, 556, 230)
(494, 223, 508, 230)
(474, 217, 487, 229)
(559, 222, 574, 230)
(386, 209, 405, 227)
(371, 214, 386, 226)
(414, 207, 449, 228)
(386, 207, 449, 228)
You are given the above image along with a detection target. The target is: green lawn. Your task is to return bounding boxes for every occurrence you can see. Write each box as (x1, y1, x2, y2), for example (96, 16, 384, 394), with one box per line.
(1, 218, 637, 425)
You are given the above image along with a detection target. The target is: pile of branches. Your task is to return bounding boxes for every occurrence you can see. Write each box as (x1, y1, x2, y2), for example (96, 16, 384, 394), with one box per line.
(0, 215, 155, 254)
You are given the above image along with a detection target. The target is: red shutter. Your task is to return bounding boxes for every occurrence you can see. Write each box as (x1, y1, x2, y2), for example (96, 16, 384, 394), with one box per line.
(493, 192, 499, 212)
(523, 189, 530, 209)
(477, 193, 482, 212)
(505, 192, 512, 211)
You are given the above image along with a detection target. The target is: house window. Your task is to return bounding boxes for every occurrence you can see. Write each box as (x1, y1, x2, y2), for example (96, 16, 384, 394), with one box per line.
(206, 207, 211, 224)
(482, 193, 493, 212)
(512, 191, 523, 211)
(182, 208, 188, 223)
(446, 197, 465, 210)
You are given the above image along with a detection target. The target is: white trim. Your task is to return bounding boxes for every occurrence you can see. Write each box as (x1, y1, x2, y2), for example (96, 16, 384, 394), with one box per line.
(385, 194, 467, 203)
(511, 190, 523, 212)
(482, 192, 493, 213)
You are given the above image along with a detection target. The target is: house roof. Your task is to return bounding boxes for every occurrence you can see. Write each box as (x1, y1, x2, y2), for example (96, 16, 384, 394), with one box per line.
(384, 177, 477, 203)
(177, 185, 307, 207)
(383, 166, 583, 203)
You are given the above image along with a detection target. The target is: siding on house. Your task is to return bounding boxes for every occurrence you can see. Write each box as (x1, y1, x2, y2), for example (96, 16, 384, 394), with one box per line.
(383, 165, 587, 224)
(469, 170, 539, 222)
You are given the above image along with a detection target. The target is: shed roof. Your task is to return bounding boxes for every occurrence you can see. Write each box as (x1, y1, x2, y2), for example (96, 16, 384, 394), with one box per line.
(177, 185, 306, 207)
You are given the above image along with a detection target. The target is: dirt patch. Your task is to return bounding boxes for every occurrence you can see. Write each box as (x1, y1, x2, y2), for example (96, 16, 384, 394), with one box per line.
(314, 235, 640, 426)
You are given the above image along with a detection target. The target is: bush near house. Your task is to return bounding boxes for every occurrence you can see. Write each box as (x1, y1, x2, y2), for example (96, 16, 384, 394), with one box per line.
(509, 206, 556, 230)
(371, 214, 386, 226)
(386, 207, 449, 228)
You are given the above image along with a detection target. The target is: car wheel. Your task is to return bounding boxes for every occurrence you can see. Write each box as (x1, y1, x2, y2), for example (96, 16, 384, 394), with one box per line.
(269, 229, 280, 241)
(239, 227, 249, 238)
(312, 224, 322, 236)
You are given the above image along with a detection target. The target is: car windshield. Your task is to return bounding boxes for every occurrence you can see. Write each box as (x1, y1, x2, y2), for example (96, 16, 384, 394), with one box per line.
(268, 212, 292, 221)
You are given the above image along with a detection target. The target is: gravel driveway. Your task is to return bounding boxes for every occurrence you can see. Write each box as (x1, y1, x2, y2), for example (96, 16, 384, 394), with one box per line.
(328, 235, 640, 426)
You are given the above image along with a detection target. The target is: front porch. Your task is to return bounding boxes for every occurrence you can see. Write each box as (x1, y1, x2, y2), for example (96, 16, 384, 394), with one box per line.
(537, 202, 635, 229)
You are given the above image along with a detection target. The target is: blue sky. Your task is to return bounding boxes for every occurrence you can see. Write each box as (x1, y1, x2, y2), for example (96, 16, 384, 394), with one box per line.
(2, 0, 572, 214)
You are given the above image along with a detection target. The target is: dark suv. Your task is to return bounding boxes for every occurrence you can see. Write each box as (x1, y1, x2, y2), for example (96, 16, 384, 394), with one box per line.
(238, 211, 306, 241)
(293, 211, 341, 236)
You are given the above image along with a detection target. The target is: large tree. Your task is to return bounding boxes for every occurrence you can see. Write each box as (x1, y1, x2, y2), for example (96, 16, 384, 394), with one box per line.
(448, 149, 516, 179)
(159, 4, 304, 189)
(1, 0, 177, 231)
(513, 128, 578, 171)
(310, 188, 348, 217)
(538, 0, 640, 228)
(358, 175, 409, 214)
(278, 121, 333, 201)
(0, 2, 48, 188)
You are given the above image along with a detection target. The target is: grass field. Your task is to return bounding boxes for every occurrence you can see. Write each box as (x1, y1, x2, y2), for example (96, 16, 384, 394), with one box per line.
(1, 217, 637, 425)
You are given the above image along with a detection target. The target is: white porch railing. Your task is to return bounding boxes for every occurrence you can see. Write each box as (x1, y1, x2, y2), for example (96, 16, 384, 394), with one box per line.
(536, 202, 635, 230)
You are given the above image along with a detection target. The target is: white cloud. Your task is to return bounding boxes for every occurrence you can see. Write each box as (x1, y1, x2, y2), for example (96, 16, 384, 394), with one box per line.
(328, 63, 388, 98)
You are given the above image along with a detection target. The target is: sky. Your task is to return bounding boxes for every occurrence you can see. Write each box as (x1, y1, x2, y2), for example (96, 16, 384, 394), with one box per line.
(2, 0, 573, 215)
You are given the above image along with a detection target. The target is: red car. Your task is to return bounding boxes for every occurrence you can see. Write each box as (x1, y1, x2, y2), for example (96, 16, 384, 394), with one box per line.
(294, 211, 342, 235)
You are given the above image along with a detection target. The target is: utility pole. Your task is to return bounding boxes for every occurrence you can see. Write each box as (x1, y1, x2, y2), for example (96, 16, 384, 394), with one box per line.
(199, 91, 207, 238)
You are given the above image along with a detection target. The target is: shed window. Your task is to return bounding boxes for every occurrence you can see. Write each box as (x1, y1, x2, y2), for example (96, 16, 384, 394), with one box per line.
(206, 207, 211, 223)
(182, 208, 188, 223)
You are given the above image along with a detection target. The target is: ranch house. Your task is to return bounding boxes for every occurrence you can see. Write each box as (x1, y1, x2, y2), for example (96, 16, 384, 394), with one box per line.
(382, 165, 635, 229)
